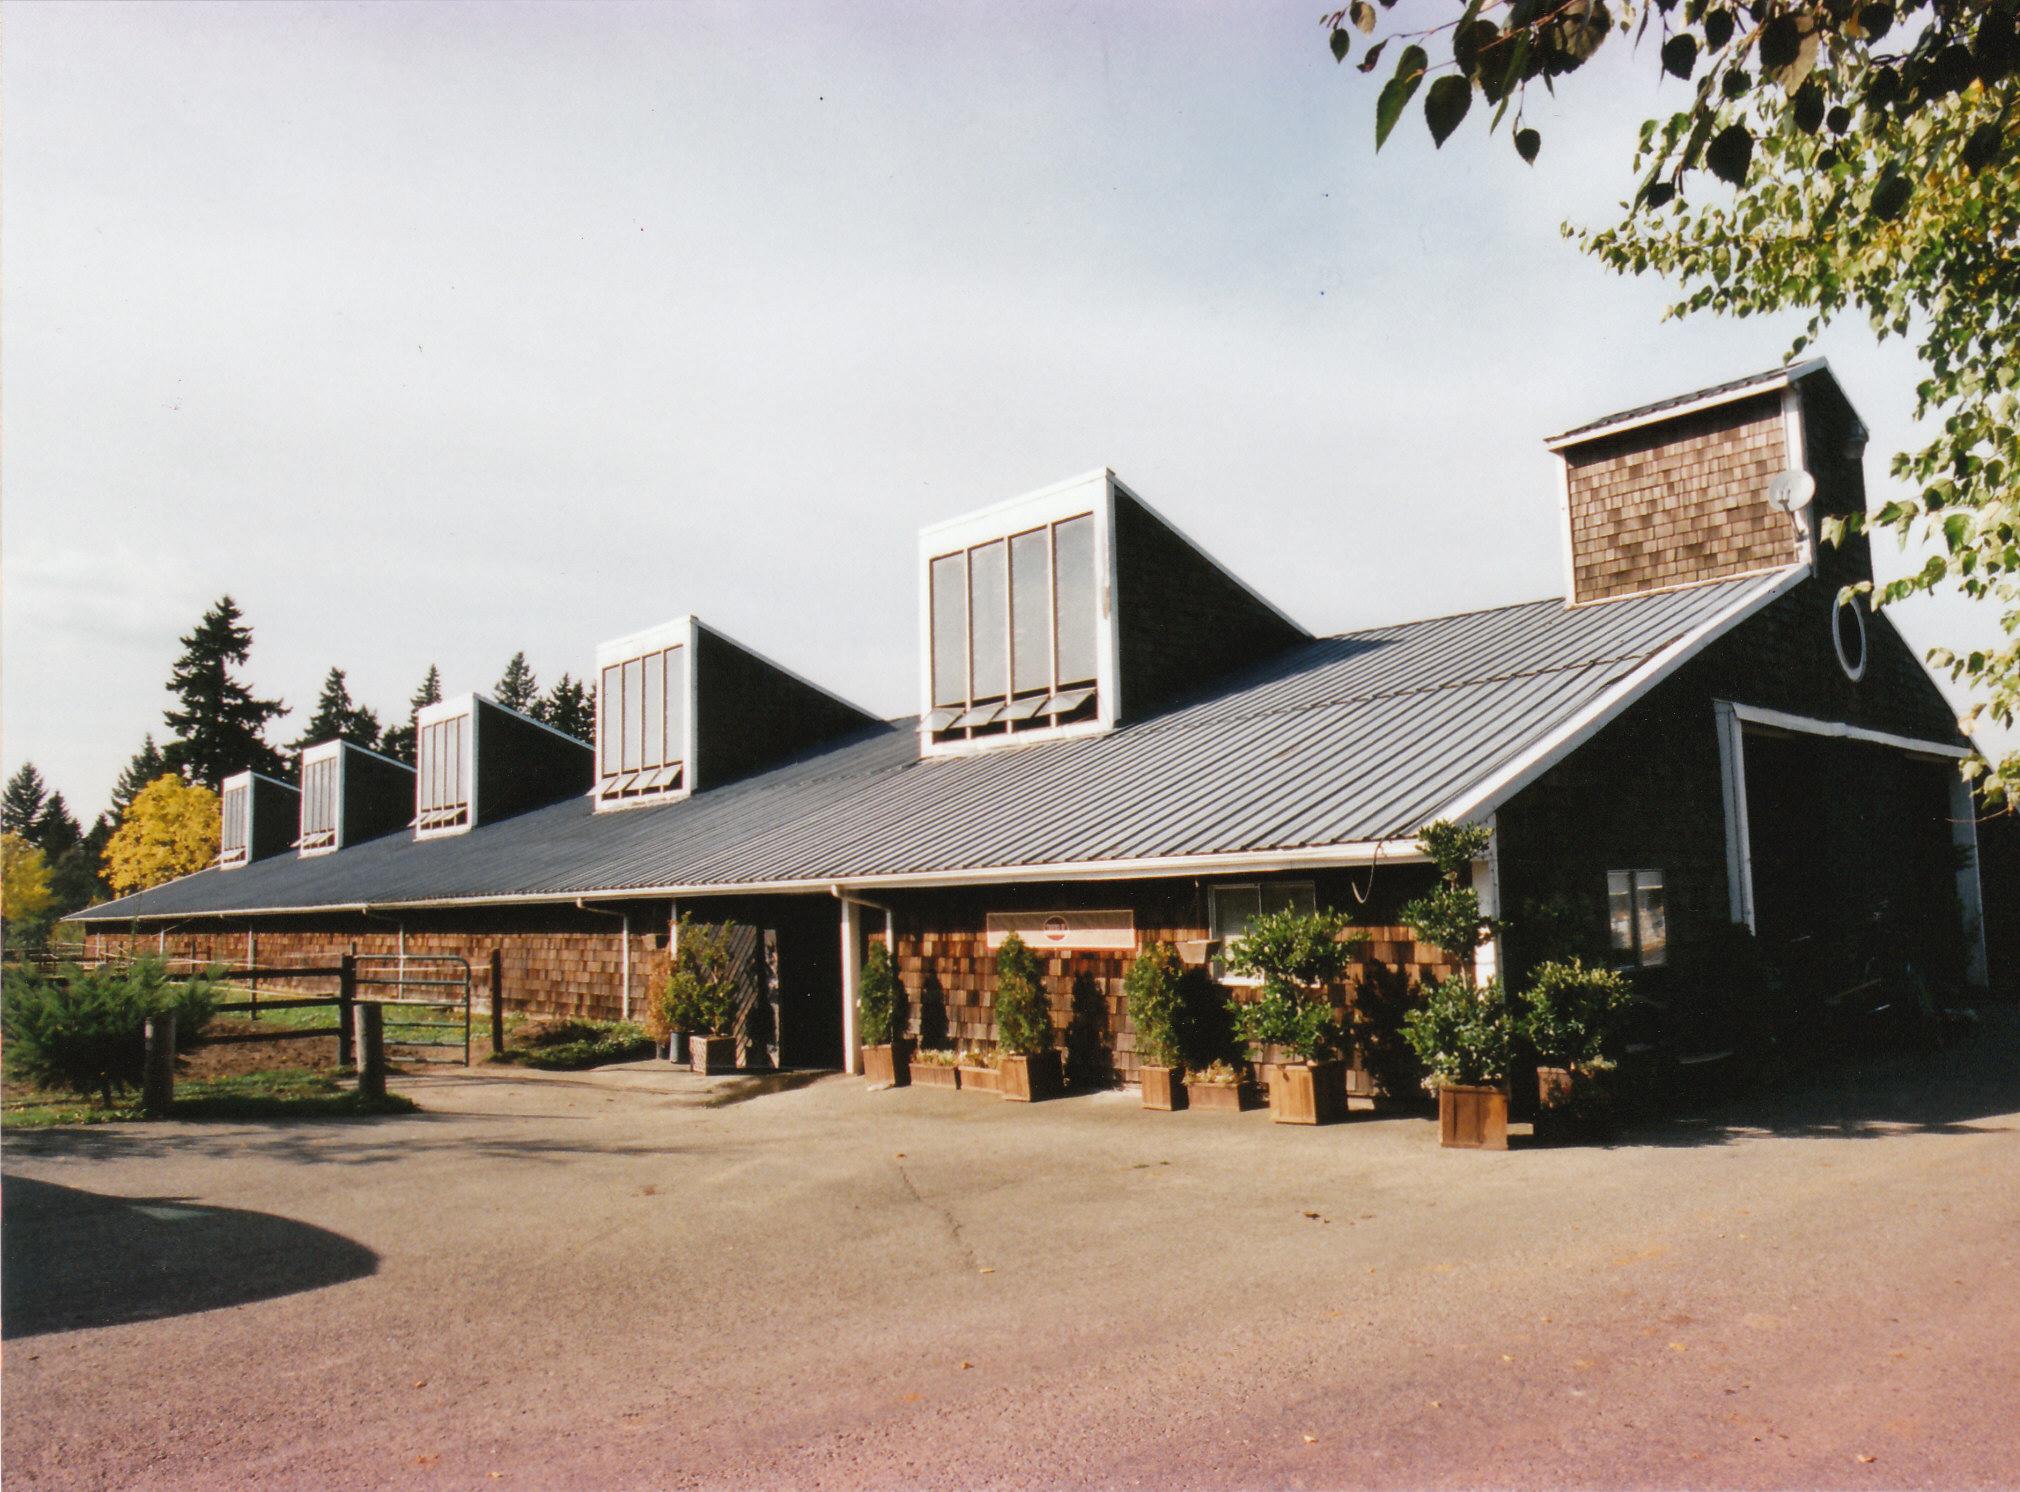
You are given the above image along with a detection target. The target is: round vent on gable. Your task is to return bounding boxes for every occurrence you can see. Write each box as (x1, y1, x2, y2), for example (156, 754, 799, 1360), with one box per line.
(1832, 594, 1868, 682)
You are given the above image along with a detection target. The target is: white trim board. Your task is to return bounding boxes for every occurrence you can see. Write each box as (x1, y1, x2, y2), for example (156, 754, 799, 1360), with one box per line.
(1724, 702, 1972, 761)
(1544, 360, 1830, 452)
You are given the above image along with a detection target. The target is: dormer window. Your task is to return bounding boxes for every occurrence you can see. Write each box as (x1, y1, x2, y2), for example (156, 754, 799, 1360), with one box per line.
(595, 621, 693, 809)
(416, 709, 471, 834)
(219, 780, 250, 868)
(300, 752, 339, 852)
(924, 492, 1106, 751)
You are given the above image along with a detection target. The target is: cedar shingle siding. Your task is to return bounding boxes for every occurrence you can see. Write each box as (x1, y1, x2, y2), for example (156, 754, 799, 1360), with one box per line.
(1566, 393, 1797, 602)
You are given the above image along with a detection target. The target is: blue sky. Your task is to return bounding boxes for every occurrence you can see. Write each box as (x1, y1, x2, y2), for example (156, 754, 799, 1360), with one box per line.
(2, 0, 2004, 815)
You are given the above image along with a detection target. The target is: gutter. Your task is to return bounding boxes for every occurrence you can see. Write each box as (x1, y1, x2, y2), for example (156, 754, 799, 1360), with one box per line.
(575, 899, 633, 1021)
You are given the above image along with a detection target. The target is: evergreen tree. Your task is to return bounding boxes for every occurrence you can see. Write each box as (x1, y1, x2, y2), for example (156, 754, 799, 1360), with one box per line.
(160, 596, 288, 789)
(49, 816, 112, 916)
(539, 673, 596, 742)
(112, 735, 169, 815)
(290, 667, 384, 753)
(2, 764, 48, 838)
(379, 664, 442, 766)
(35, 791, 81, 860)
(493, 652, 539, 714)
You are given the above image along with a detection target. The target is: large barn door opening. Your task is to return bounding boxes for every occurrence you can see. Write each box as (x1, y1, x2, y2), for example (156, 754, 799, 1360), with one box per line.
(1740, 726, 1971, 991)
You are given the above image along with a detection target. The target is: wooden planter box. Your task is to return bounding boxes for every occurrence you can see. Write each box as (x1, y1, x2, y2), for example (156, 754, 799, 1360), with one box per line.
(1536, 1065, 1574, 1110)
(689, 1035, 737, 1075)
(1139, 1065, 1187, 1111)
(1439, 1083, 1509, 1150)
(909, 1059, 959, 1090)
(999, 1050, 1062, 1102)
(957, 1063, 1000, 1093)
(861, 1041, 913, 1087)
(1188, 1079, 1262, 1113)
(1271, 1060, 1348, 1125)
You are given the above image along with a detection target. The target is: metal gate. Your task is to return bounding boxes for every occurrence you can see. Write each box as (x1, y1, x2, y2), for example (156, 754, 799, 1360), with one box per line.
(353, 953, 473, 1065)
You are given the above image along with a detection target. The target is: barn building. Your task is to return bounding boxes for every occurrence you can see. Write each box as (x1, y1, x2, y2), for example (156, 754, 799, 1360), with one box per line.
(73, 363, 1999, 1084)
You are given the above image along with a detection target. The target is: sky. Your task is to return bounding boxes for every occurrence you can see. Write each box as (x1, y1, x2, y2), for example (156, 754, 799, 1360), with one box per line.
(2, 0, 2008, 818)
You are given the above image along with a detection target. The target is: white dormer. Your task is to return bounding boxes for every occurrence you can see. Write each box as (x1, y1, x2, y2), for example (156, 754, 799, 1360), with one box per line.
(218, 770, 299, 869)
(414, 692, 594, 839)
(918, 470, 1117, 756)
(298, 739, 415, 856)
(594, 617, 695, 810)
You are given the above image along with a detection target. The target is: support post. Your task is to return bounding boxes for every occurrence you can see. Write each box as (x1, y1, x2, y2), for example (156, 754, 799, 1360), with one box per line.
(358, 1003, 386, 1102)
(142, 1012, 176, 1116)
(489, 948, 505, 1054)
(1950, 774, 1992, 989)
(1471, 815, 1503, 987)
(338, 952, 357, 1068)
(247, 929, 259, 1020)
(1714, 699, 1758, 931)
(839, 897, 862, 1075)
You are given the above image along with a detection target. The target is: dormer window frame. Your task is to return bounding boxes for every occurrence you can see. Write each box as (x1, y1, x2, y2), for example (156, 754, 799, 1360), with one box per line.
(593, 616, 698, 812)
(218, 772, 253, 868)
(917, 469, 1122, 759)
(415, 695, 477, 839)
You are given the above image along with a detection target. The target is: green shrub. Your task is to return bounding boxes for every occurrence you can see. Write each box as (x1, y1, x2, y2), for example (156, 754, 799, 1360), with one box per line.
(492, 1019, 654, 1070)
(1222, 906, 1354, 1063)
(662, 917, 741, 1037)
(1401, 975, 1514, 1088)
(1520, 958, 1633, 1071)
(992, 934, 1051, 1057)
(1124, 942, 1185, 1069)
(1400, 819, 1497, 964)
(2, 958, 218, 1104)
(858, 941, 904, 1046)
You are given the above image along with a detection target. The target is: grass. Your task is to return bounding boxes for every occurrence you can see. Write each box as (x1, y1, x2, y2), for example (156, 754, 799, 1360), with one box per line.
(0, 1068, 418, 1129)
(490, 1018, 655, 1071)
(209, 983, 507, 1049)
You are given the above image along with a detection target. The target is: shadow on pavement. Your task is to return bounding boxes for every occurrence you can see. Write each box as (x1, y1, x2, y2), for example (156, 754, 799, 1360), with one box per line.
(1615, 1005, 2020, 1148)
(1, 1175, 378, 1339)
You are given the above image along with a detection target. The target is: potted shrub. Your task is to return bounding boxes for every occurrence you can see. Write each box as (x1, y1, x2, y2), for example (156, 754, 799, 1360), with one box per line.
(670, 917, 740, 1074)
(1125, 941, 1187, 1110)
(993, 933, 1062, 1101)
(857, 941, 911, 1087)
(1399, 821, 1515, 1148)
(908, 1046, 961, 1089)
(1185, 1058, 1262, 1113)
(1520, 958, 1633, 1139)
(956, 1046, 1002, 1093)
(1224, 906, 1355, 1125)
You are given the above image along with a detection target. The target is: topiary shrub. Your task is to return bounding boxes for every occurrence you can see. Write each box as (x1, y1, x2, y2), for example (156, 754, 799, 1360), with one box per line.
(992, 933, 1051, 1057)
(1124, 941, 1185, 1070)
(664, 917, 741, 1038)
(1401, 975, 1515, 1088)
(1223, 905, 1355, 1062)
(2, 957, 218, 1105)
(857, 941, 905, 1046)
(1520, 958, 1633, 1072)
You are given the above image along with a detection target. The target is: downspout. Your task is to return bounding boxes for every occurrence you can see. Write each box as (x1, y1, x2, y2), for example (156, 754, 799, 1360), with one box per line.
(361, 906, 407, 1000)
(830, 886, 897, 1077)
(575, 899, 632, 1021)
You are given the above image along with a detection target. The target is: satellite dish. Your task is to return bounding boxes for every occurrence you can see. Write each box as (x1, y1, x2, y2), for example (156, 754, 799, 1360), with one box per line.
(1767, 469, 1817, 514)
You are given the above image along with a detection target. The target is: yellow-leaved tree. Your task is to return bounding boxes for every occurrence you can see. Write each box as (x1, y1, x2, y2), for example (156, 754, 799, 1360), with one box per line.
(102, 774, 219, 895)
(2, 832, 55, 929)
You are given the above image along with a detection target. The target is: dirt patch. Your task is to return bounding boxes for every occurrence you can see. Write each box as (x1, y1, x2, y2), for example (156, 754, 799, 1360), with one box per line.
(182, 1020, 344, 1080)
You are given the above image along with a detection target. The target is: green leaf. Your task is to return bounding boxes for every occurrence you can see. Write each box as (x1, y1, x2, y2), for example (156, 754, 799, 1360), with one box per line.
(1515, 127, 1541, 163)
(1356, 37, 1389, 74)
(1661, 34, 1697, 79)
(1870, 166, 1913, 221)
(1350, 0, 1377, 34)
(1331, 27, 1351, 64)
(1425, 75, 1474, 147)
(1703, 7, 1734, 51)
(1375, 45, 1428, 150)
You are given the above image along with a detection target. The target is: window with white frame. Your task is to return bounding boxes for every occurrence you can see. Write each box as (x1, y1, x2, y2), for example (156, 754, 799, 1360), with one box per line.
(416, 714, 470, 832)
(1607, 869, 1667, 967)
(597, 642, 687, 805)
(218, 781, 250, 867)
(300, 753, 338, 852)
(926, 512, 1099, 745)
(1208, 881, 1317, 980)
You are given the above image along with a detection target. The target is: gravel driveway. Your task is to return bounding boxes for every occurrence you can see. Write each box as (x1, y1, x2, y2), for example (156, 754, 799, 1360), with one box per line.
(5, 1023, 2019, 1490)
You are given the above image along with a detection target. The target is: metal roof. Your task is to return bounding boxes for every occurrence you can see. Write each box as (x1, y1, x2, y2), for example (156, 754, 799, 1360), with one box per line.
(74, 571, 1792, 921)
(1546, 359, 1829, 448)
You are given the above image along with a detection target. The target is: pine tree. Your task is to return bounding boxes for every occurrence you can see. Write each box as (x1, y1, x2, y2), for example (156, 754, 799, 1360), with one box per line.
(493, 652, 539, 715)
(112, 735, 169, 815)
(3, 764, 48, 838)
(49, 816, 112, 916)
(160, 596, 288, 789)
(379, 664, 442, 767)
(35, 791, 81, 859)
(539, 673, 596, 742)
(290, 667, 384, 753)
